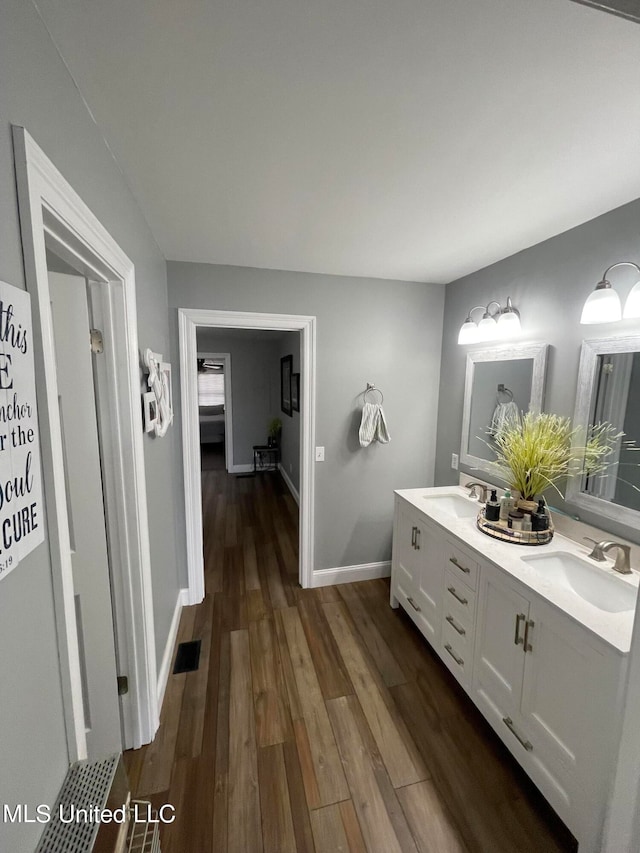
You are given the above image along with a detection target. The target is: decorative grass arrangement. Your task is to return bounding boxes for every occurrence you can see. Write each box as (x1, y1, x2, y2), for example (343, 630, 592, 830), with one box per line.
(487, 412, 621, 502)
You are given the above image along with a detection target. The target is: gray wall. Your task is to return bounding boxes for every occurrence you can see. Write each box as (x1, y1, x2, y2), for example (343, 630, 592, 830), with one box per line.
(435, 197, 640, 544)
(168, 262, 445, 572)
(0, 3, 182, 849)
(278, 332, 301, 493)
(196, 329, 281, 465)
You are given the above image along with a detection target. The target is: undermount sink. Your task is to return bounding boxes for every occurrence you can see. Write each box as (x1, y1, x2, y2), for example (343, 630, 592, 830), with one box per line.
(521, 552, 638, 614)
(421, 493, 480, 519)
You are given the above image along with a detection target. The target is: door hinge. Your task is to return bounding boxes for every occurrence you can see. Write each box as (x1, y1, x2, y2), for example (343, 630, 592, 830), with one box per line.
(117, 675, 129, 695)
(90, 328, 104, 354)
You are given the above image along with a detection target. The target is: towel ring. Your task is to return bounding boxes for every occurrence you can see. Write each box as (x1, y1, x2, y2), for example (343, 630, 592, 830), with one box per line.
(364, 384, 384, 404)
(497, 384, 513, 401)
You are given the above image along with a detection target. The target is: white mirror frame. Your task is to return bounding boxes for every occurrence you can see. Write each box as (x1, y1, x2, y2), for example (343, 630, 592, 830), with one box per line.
(566, 335, 640, 530)
(460, 342, 549, 475)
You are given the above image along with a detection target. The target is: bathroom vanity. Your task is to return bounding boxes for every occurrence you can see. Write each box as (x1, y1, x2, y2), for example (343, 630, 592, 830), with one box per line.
(391, 486, 638, 853)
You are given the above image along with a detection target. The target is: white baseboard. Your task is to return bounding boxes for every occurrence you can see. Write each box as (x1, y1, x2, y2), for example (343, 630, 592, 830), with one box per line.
(229, 463, 254, 474)
(157, 589, 189, 711)
(278, 463, 300, 505)
(311, 561, 391, 588)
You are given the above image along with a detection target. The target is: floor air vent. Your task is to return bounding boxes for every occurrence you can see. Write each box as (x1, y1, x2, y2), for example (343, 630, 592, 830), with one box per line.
(35, 754, 159, 853)
(173, 639, 201, 673)
(35, 754, 121, 853)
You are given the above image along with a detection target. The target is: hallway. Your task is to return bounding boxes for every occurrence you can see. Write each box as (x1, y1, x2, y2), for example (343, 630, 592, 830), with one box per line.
(124, 464, 575, 852)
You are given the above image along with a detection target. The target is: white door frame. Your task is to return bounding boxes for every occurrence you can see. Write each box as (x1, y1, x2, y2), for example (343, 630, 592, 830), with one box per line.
(13, 127, 158, 759)
(197, 351, 233, 472)
(179, 308, 316, 601)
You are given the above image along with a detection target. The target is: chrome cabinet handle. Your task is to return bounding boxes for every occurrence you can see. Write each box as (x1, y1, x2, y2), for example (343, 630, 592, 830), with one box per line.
(415, 528, 421, 550)
(444, 644, 464, 667)
(407, 596, 421, 612)
(523, 619, 534, 653)
(447, 585, 468, 606)
(411, 526, 416, 547)
(503, 716, 533, 751)
(514, 613, 526, 646)
(449, 556, 470, 574)
(445, 614, 466, 636)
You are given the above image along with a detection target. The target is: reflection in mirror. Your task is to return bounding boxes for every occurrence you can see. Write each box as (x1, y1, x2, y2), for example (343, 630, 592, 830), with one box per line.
(460, 343, 549, 475)
(568, 336, 640, 529)
(467, 360, 534, 462)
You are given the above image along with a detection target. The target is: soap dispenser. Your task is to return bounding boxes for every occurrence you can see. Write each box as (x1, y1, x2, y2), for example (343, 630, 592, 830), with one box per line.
(485, 489, 501, 522)
(499, 489, 515, 521)
(532, 498, 549, 532)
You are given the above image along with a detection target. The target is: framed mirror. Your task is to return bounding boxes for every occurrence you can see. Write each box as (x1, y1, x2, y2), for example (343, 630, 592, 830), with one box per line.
(566, 335, 640, 528)
(460, 343, 549, 474)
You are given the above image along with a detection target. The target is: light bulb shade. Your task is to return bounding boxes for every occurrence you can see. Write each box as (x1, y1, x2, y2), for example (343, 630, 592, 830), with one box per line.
(580, 285, 621, 324)
(457, 320, 478, 345)
(497, 310, 521, 336)
(623, 279, 640, 319)
(477, 316, 498, 341)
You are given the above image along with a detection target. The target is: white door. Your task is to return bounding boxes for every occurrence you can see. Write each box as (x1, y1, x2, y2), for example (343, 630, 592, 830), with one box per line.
(474, 566, 530, 722)
(414, 519, 443, 642)
(48, 271, 122, 759)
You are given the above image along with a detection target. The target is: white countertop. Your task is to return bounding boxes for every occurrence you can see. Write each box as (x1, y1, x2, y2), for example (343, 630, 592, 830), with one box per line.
(396, 486, 639, 654)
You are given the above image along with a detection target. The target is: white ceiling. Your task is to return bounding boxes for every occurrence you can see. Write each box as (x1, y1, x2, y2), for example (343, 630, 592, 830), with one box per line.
(35, 0, 640, 283)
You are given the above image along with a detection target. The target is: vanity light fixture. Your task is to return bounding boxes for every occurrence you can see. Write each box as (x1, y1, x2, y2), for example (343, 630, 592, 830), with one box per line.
(457, 297, 521, 345)
(497, 296, 522, 335)
(580, 261, 640, 324)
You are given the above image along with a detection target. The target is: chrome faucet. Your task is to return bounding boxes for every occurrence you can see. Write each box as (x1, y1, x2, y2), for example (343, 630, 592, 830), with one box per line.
(584, 538, 632, 574)
(466, 482, 490, 502)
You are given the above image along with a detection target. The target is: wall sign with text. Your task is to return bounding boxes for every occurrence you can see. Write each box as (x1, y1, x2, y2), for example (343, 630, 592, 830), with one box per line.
(0, 281, 44, 581)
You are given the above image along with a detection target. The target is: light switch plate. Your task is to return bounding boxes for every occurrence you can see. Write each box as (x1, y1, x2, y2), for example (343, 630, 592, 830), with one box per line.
(451, 453, 459, 470)
(315, 446, 325, 462)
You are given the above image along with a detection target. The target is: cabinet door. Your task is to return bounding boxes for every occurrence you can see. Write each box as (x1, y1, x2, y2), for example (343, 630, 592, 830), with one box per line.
(393, 502, 420, 591)
(474, 566, 530, 723)
(413, 519, 443, 642)
(519, 596, 621, 840)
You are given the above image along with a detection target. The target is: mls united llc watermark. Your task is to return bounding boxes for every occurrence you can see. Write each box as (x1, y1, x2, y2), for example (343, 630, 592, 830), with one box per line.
(2, 803, 176, 825)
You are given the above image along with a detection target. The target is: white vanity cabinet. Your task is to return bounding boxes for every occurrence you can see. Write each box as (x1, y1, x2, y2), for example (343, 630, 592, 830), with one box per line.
(474, 561, 625, 851)
(390, 489, 630, 853)
(390, 496, 443, 643)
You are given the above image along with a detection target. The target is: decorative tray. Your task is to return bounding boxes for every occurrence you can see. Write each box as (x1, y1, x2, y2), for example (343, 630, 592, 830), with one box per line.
(476, 508, 554, 546)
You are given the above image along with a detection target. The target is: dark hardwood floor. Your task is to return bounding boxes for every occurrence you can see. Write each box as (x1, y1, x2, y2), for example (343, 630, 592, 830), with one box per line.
(124, 461, 576, 852)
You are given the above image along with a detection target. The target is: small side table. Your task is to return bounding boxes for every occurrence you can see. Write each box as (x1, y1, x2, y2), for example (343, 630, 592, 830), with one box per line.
(253, 445, 279, 473)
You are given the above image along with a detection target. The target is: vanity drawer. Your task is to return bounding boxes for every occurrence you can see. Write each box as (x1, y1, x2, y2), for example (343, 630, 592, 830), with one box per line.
(395, 578, 438, 643)
(444, 569, 476, 628)
(443, 610, 474, 653)
(440, 629, 472, 685)
(445, 540, 479, 590)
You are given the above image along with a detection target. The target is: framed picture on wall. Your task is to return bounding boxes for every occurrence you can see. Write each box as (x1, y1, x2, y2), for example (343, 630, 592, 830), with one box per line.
(281, 354, 293, 416)
(291, 372, 300, 412)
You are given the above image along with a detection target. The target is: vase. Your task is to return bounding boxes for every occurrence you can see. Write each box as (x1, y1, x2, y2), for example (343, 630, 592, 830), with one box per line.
(517, 498, 538, 514)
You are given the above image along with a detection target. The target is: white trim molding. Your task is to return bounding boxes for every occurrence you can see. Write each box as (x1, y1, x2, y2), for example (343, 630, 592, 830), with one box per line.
(178, 308, 316, 599)
(13, 127, 159, 757)
(278, 463, 300, 505)
(311, 561, 391, 588)
(157, 589, 189, 712)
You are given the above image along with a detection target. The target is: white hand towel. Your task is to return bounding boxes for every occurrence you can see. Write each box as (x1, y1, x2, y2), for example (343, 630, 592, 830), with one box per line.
(359, 403, 391, 447)
(489, 400, 520, 441)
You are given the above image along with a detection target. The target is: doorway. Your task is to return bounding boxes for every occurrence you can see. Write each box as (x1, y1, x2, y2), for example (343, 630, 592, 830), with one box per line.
(197, 352, 233, 473)
(48, 266, 123, 758)
(13, 127, 158, 760)
(178, 308, 316, 603)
